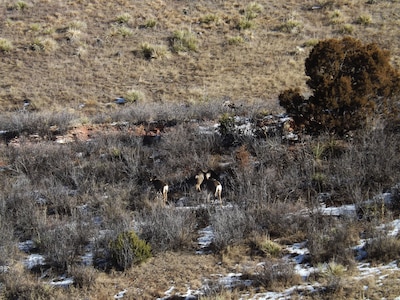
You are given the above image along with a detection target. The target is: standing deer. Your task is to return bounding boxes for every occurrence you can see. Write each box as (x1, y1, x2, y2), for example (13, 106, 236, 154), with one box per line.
(195, 171, 205, 192)
(195, 171, 223, 206)
(150, 177, 169, 205)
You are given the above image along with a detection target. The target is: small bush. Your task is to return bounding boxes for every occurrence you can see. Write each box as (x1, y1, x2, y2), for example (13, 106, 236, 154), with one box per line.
(356, 14, 372, 25)
(69, 265, 98, 289)
(319, 261, 348, 278)
(109, 231, 152, 271)
(249, 259, 300, 290)
(117, 26, 133, 37)
(170, 29, 198, 52)
(235, 2, 263, 31)
(66, 28, 83, 42)
(338, 23, 354, 34)
(137, 206, 197, 252)
(365, 235, 400, 263)
(125, 88, 145, 102)
(14, 0, 29, 11)
(211, 206, 256, 252)
(107, 25, 133, 38)
(218, 113, 235, 136)
(30, 37, 58, 52)
(307, 217, 358, 266)
(200, 14, 219, 25)
(37, 220, 92, 272)
(0, 218, 17, 266)
(276, 19, 302, 33)
(143, 19, 157, 28)
(227, 36, 244, 45)
(140, 42, 168, 60)
(68, 20, 87, 31)
(251, 234, 282, 258)
(237, 18, 254, 30)
(0, 38, 13, 52)
(245, 2, 263, 20)
(1, 274, 55, 300)
(115, 13, 131, 24)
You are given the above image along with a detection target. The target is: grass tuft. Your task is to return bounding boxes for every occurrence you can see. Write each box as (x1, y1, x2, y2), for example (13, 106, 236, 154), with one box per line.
(140, 42, 168, 59)
(0, 38, 13, 52)
(227, 35, 244, 45)
(30, 37, 58, 52)
(115, 13, 131, 24)
(356, 14, 373, 25)
(171, 29, 198, 52)
(125, 88, 145, 103)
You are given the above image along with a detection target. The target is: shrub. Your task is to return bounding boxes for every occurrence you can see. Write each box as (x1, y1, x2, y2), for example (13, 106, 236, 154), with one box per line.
(125, 88, 145, 102)
(0, 38, 13, 52)
(211, 206, 256, 252)
(37, 220, 92, 272)
(218, 113, 235, 136)
(108, 231, 152, 270)
(2, 177, 48, 240)
(136, 206, 197, 252)
(139, 43, 168, 60)
(307, 216, 358, 266)
(107, 25, 133, 38)
(30, 37, 58, 52)
(1, 269, 56, 300)
(338, 23, 354, 34)
(365, 235, 400, 264)
(117, 26, 133, 37)
(227, 36, 244, 45)
(249, 259, 300, 290)
(279, 37, 400, 136)
(200, 14, 219, 25)
(237, 18, 254, 30)
(69, 265, 98, 289)
(14, 0, 29, 11)
(143, 19, 157, 28)
(276, 19, 302, 33)
(0, 218, 16, 266)
(68, 20, 87, 31)
(250, 234, 282, 258)
(115, 13, 131, 24)
(170, 29, 198, 52)
(356, 14, 372, 25)
(245, 2, 263, 20)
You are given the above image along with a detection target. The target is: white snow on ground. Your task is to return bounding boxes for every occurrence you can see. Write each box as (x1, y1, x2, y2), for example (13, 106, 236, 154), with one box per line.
(14, 192, 400, 299)
(284, 241, 315, 280)
(49, 276, 74, 287)
(114, 289, 128, 299)
(156, 196, 400, 299)
(24, 253, 46, 270)
(196, 225, 214, 254)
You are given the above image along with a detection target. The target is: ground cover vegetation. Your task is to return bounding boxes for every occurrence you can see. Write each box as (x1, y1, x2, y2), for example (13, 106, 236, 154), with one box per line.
(1, 0, 400, 299)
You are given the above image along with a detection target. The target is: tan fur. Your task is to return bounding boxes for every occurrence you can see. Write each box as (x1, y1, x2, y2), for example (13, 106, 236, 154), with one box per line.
(150, 177, 168, 205)
(195, 171, 223, 206)
(195, 171, 205, 192)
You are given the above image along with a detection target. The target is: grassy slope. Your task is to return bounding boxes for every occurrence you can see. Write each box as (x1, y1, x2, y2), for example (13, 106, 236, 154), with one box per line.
(2, 1, 400, 299)
(1, 0, 399, 113)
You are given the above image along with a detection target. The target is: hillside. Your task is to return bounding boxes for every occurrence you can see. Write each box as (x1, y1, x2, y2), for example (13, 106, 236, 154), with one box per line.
(1, 0, 400, 112)
(1, 1, 400, 300)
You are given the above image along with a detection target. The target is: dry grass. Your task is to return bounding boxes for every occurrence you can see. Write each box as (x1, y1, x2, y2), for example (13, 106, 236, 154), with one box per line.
(1, 1, 400, 299)
(0, 0, 399, 112)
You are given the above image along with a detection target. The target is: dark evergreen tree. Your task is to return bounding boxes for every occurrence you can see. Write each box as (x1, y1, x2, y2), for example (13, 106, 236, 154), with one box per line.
(279, 37, 400, 135)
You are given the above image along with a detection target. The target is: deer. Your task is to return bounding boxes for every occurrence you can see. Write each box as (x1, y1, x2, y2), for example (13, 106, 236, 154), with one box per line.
(195, 171, 205, 192)
(195, 170, 223, 206)
(149, 177, 169, 205)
